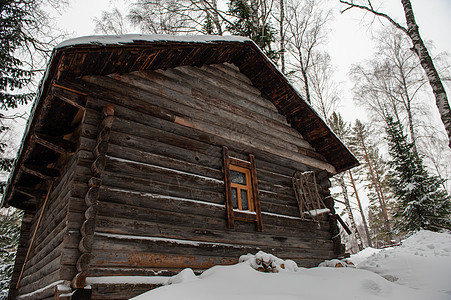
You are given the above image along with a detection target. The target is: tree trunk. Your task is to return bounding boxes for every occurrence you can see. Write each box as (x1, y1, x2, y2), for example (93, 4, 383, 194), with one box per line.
(348, 170, 372, 248)
(279, 0, 285, 74)
(401, 0, 451, 148)
(359, 134, 394, 242)
(339, 174, 363, 251)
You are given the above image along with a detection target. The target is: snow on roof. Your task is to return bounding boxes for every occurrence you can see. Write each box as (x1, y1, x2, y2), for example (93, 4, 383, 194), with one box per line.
(56, 34, 251, 49)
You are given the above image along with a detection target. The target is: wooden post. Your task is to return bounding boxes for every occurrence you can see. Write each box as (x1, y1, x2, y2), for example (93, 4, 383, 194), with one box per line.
(16, 182, 54, 289)
(222, 146, 234, 229)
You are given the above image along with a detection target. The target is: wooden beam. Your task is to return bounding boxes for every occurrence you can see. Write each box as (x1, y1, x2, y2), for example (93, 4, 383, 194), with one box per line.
(22, 164, 60, 181)
(16, 182, 54, 289)
(33, 132, 76, 154)
(14, 186, 44, 200)
(222, 146, 234, 229)
(52, 81, 88, 110)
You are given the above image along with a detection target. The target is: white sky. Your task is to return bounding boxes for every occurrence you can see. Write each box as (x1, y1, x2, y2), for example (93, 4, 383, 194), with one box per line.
(53, 0, 451, 122)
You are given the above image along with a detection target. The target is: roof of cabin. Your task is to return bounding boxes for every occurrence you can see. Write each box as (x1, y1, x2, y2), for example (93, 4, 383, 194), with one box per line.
(2, 34, 358, 210)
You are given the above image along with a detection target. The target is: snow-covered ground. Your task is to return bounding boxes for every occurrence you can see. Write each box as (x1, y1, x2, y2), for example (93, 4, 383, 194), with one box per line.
(132, 230, 451, 300)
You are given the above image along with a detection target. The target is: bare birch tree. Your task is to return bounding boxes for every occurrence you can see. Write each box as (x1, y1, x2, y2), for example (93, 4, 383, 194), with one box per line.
(340, 0, 451, 149)
(284, 0, 332, 103)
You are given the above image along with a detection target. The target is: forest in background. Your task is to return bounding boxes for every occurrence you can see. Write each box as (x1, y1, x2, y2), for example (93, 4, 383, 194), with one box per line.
(1, 0, 451, 297)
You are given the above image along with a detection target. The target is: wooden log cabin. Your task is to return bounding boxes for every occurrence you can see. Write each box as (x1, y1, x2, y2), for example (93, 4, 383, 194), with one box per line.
(2, 35, 358, 299)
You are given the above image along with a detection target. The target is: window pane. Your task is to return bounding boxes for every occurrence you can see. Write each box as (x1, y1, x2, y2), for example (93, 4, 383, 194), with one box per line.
(231, 187, 238, 209)
(241, 190, 248, 210)
(230, 170, 246, 185)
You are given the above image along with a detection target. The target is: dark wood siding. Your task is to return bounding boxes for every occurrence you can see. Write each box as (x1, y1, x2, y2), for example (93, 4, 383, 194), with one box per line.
(65, 63, 336, 297)
(11, 153, 80, 299)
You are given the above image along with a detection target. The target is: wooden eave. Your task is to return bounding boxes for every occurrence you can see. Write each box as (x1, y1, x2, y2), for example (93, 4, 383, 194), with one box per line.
(2, 36, 358, 209)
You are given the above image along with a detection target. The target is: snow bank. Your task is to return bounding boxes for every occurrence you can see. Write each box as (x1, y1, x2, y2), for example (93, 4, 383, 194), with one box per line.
(355, 230, 451, 296)
(350, 247, 382, 265)
(131, 244, 450, 300)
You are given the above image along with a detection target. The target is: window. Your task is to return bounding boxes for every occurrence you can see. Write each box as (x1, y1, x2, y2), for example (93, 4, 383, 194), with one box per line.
(222, 146, 263, 231)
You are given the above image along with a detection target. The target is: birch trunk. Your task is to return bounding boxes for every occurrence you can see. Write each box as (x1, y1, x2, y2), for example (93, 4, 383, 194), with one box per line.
(401, 0, 451, 148)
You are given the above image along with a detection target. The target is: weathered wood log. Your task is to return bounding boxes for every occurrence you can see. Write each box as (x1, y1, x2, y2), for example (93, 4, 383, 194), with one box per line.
(17, 268, 60, 296)
(84, 206, 96, 220)
(78, 235, 93, 253)
(21, 242, 63, 282)
(100, 115, 114, 131)
(81, 95, 318, 175)
(102, 155, 223, 192)
(19, 254, 61, 288)
(88, 177, 102, 188)
(63, 230, 82, 250)
(90, 283, 159, 300)
(89, 233, 335, 260)
(72, 271, 87, 289)
(95, 197, 331, 238)
(112, 71, 314, 153)
(60, 248, 80, 265)
(94, 215, 333, 250)
(76, 253, 93, 273)
(86, 74, 326, 165)
(93, 141, 109, 158)
(96, 126, 111, 145)
(91, 155, 106, 176)
(81, 218, 95, 237)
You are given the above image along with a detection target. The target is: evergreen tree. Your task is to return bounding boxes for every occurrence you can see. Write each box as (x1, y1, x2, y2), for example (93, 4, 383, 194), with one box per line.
(1, 0, 36, 189)
(328, 112, 363, 251)
(227, 0, 278, 61)
(386, 115, 451, 233)
(0, 208, 22, 299)
(350, 119, 395, 244)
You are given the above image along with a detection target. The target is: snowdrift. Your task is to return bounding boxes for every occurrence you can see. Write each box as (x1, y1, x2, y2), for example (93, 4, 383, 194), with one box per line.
(131, 230, 451, 300)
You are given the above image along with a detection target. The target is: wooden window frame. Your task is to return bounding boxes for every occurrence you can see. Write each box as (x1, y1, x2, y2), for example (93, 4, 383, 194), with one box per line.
(223, 146, 263, 232)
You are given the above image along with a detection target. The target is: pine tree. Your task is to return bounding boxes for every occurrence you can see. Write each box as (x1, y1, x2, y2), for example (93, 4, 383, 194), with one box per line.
(350, 119, 395, 244)
(0, 208, 22, 298)
(227, 0, 278, 61)
(328, 112, 363, 251)
(386, 116, 451, 233)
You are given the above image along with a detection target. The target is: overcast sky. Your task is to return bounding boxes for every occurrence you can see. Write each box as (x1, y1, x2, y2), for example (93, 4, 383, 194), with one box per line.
(53, 0, 451, 122)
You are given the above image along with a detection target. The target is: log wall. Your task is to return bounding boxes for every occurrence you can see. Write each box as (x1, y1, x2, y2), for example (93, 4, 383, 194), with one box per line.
(11, 151, 81, 299)
(51, 63, 336, 299)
